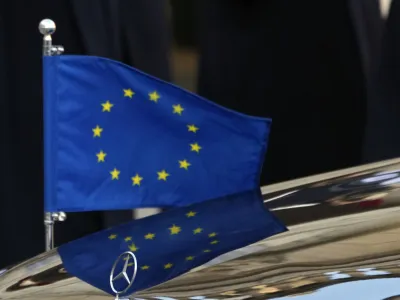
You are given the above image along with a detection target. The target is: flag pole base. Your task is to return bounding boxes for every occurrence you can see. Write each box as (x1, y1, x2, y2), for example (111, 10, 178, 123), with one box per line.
(44, 212, 67, 251)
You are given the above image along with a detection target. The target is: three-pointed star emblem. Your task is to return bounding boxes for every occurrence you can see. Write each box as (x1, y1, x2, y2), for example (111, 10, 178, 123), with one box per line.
(109, 251, 137, 296)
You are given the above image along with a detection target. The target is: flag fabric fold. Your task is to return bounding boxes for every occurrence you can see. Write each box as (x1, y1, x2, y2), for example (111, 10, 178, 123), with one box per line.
(43, 55, 271, 212)
(58, 189, 287, 295)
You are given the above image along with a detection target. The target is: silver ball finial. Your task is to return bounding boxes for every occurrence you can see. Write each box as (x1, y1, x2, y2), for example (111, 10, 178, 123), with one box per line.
(39, 19, 56, 35)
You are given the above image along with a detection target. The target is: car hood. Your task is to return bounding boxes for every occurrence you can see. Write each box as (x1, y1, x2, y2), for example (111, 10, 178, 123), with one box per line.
(1, 158, 400, 299)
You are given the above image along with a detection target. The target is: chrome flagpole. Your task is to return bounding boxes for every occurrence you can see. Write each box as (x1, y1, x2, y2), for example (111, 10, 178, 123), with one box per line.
(39, 19, 66, 251)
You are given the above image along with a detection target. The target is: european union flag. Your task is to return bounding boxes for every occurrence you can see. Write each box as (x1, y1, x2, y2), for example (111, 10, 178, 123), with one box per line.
(58, 189, 287, 295)
(43, 55, 271, 212)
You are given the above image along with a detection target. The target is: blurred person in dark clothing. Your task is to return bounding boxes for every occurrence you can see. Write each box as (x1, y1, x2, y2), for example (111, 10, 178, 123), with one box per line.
(363, 0, 400, 163)
(0, 0, 170, 268)
(196, 0, 383, 185)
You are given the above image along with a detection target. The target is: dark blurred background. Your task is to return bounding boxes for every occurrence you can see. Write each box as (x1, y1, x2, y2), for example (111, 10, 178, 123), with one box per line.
(170, 0, 197, 91)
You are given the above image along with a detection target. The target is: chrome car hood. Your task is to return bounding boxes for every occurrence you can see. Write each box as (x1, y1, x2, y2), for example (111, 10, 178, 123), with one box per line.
(1, 158, 400, 300)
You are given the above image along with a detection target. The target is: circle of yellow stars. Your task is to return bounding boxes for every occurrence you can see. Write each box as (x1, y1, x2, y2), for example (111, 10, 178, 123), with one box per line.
(107, 210, 220, 271)
(93, 89, 203, 186)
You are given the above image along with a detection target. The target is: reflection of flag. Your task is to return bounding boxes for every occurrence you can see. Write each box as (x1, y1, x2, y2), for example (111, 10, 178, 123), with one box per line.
(58, 190, 287, 295)
(43, 55, 271, 212)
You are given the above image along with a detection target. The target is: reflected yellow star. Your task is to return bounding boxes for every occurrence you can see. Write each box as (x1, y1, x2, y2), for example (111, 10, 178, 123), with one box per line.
(190, 143, 202, 153)
(187, 124, 199, 133)
(96, 150, 106, 162)
(149, 91, 160, 102)
(210, 240, 219, 245)
(141, 265, 150, 270)
(108, 234, 117, 240)
(131, 174, 143, 186)
(179, 160, 191, 170)
(124, 88, 134, 98)
(186, 211, 196, 218)
(172, 104, 184, 115)
(169, 224, 181, 235)
(101, 100, 114, 112)
(208, 232, 217, 238)
(92, 125, 103, 137)
(193, 227, 203, 234)
(128, 243, 139, 252)
(164, 263, 173, 269)
(124, 236, 132, 242)
(157, 170, 169, 181)
(186, 256, 195, 261)
(110, 168, 120, 180)
(144, 233, 155, 240)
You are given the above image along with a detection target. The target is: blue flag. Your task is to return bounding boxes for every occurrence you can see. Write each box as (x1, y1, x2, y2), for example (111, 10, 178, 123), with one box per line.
(58, 189, 287, 295)
(43, 55, 271, 212)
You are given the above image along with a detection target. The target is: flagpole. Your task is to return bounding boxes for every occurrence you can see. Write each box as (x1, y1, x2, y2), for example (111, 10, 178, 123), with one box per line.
(39, 19, 66, 251)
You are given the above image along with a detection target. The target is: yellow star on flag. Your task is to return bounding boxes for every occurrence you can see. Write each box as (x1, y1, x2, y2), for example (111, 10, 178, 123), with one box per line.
(193, 227, 203, 234)
(124, 236, 132, 242)
(172, 104, 184, 115)
(169, 224, 181, 235)
(108, 234, 117, 240)
(208, 232, 217, 238)
(157, 170, 170, 181)
(190, 143, 202, 153)
(101, 100, 114, 112)
(186, 211, 196, 218)
(128, 243, 139, 252)
(144, 233, 155, 240)
(179, 160, 191, 170)
(127, 263, 134, 267)
(203, 249, 211, 253)
(164, 263, 173, 269)
(123, 88, 134, 98)
(131, 174, 143, 186)
(187, 124, 199, 133)
(110, 168, 120, 180)
(149, 91, 160, 102)
(92, 125, 103, 137)
(141, 265, 150, 270)
(186, 256, 195, 261)
(96, 150, 106, 162)
(211, 240, 219, 244)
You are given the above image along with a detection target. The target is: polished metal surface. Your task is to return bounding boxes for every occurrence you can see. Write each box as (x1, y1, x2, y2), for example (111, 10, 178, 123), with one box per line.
(1, 158, 400, 299)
